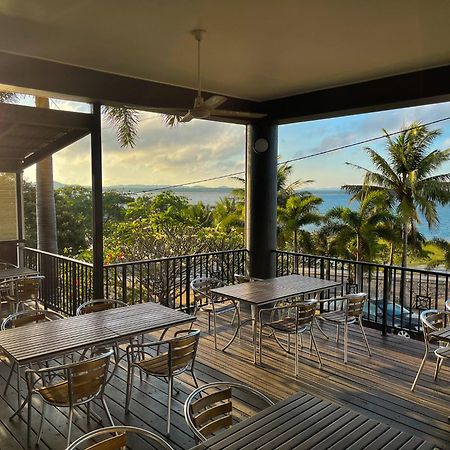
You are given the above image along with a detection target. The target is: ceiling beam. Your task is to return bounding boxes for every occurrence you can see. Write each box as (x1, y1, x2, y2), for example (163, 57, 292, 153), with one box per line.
(264, 65, 450, 124)
(0, 51, 263, 117)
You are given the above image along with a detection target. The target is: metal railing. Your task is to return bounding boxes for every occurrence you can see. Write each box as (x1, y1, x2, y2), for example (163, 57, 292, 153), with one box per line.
(103, 249, 247, 312)
(276, 250, 450, 338)
(23, 247, 94, 315)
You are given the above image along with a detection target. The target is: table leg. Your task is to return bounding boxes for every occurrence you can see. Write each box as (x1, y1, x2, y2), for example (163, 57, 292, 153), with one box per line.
(252, 305, 258, 364)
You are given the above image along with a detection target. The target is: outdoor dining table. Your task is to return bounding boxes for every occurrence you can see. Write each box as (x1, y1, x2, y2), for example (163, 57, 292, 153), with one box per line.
(0, 301, 195, 410)
(211, 274, 341, 363)
(0, 267, 39, 281)
(190, 390, 434, 450)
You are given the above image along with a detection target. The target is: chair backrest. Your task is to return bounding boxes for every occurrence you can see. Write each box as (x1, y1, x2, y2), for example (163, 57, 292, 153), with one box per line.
(67, 351, 112, 404)
(295, 301, 317, 328)
(12, 276, 42, 301)
(168, 329, 200, 375)
(345, 293, 367, 319)
(185, 381, 274, 442)
(1, 310, 64, 330)
(0, 261, 16, 270)
(76, 298, 127, 315)
(234, 274, 263, 283)
(190, 277, 224, 309)
(65, 425, 174, 450)
(445, 299, 450, 311)
(420, 309, 450, 342)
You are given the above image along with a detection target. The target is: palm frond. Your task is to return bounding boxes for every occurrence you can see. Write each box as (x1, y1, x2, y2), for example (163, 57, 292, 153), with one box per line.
(102, 106, 140, 148)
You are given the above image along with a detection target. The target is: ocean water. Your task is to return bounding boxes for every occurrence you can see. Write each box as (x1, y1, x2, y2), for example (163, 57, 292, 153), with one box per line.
(170, 189, 450, 240)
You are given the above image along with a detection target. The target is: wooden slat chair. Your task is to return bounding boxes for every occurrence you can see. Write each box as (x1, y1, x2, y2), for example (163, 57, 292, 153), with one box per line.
(184, 381, 274, 442)
(65, 425, 175, 450)
(1, 310, 65, 396)
(411, 309, 450, 391)
(4, 275, 44, 313)
(319, 293, 371, 363)
(125, 329, 201, 435)
(191, 277, 238, 350)
(259, 300, 322, 375)
(20, 349, 114, 448)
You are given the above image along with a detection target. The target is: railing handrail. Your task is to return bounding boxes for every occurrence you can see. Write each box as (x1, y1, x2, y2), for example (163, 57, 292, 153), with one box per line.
(104, 248, 247, 268)
(24, 247, 93, 268)
(275, 250, 450, 276)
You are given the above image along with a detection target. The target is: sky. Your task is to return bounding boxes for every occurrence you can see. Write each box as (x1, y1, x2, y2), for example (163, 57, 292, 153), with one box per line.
(23, 99, 450, 190)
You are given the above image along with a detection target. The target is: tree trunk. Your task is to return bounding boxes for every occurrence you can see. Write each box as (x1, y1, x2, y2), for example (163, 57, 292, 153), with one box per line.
(401, 223, 408, 267)
(35, 97, 58, 253)
(294, 229, 298, 253)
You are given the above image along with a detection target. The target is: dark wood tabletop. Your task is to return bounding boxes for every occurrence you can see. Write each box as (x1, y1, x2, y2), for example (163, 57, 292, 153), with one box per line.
(0, 302, 195, 365)
(0, 267, 39, 281)
(190, 391, 434, 450)
(211, 274, 341, 306)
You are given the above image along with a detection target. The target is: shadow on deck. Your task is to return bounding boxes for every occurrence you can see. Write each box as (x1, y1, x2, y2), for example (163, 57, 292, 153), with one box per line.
(0, 310, 448, 449)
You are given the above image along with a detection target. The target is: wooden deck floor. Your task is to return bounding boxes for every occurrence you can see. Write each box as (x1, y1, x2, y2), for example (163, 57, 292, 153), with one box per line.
(0, 310, 449, 449)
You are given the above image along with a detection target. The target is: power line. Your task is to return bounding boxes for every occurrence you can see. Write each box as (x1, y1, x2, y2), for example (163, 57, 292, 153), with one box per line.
(119, 116, 450, 195)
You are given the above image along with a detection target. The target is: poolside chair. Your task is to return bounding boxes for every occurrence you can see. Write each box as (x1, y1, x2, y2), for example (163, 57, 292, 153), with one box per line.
(259, 300, 322, 375)
(184, 381, 273, 442)
(65, 426, 174, 450)
(319, 293, 371, 363)
(191, 277, 238, 350)
(125, 329, 200, 435)
(411, 309, 450, 391)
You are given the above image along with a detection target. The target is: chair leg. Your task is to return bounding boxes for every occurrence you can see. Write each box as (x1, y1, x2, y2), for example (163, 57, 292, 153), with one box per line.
(191, 370, 199, 388)
(167, 376, 173, 435)
(3, 362, 15, 395)
(294, 332, 299, 377)
(343, 322, 348, 364)
(67, 407, 74, 447)
(102, 397, 114, 426)
(37, 402, 47, 445)
(213, 313, 218, 350)
(208, 312, 211, 333)
(411, 350, 429, 391)
(358, 318, 371, 357)
(287, 334, 291, 354)
(336, 324, 340, 344)
(434, 357, 444, 381)
(310, 330, 323, 369)
(259, 325, 263, 365)
(26, 393, 32, 449)
(125, 365, 135, 413)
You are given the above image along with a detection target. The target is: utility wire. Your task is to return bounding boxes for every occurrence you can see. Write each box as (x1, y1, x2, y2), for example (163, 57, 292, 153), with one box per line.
(118, 116, 450, 195)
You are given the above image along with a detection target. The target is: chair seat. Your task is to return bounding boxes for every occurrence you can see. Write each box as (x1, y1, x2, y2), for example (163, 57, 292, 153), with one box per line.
(320, 310, 356, 324)
(136, 351, 192, 376)
(201, 300, 235, 315)
(0, 350, 10, 364)
(265, 318, 301, 334)
(435, 345, 450, 358)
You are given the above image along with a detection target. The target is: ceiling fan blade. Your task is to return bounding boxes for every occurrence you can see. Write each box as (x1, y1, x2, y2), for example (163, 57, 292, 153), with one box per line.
(140, 107, 187, 116)
(211, 109, 267, 119)
(202, 95, 227, 110)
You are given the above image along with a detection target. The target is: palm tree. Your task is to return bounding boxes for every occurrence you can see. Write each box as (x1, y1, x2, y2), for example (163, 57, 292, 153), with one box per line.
(213, 197, 243, 231)
(344, 122, 450, 267)
(278, 194, 322, 252)
(426, 238, 450, 270)
(324, 191, 392, 262)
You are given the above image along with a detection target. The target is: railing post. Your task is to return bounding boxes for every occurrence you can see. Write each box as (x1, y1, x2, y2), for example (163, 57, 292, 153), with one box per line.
(185, 256, 191, 312)
(382, 267, 390, 336)
(72, 263, 78, 316)
(121, 264, 127, 304)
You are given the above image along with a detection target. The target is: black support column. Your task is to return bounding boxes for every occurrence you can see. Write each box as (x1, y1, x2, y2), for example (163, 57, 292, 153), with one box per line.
(91, 103, 104, 299)
(245, 120, 278, 279)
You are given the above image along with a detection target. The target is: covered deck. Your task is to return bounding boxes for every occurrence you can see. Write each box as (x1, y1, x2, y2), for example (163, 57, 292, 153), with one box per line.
(0, 311, 448, 449)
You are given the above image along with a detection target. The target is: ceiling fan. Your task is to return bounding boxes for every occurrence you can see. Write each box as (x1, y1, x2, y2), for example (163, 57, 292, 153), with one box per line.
(155, 29, 266, 123)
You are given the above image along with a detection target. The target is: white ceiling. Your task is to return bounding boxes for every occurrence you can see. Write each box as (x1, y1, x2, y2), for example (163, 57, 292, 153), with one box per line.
(0, 0, 449, 101)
